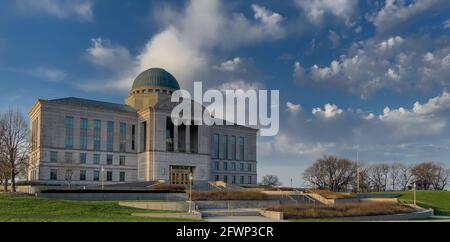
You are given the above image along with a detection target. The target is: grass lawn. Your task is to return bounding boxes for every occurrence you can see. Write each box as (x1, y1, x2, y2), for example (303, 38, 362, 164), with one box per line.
(394, 191, 450, 216)
(0, 193, 195, 222)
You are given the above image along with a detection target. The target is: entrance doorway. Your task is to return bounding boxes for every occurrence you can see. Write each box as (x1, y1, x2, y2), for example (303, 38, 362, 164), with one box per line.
(170, 166, 194, 185)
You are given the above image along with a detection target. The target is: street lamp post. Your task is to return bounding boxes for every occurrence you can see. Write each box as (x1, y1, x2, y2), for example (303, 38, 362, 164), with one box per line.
(413, 183, 417, 206)
(189, 173, 193, 214)
(101, 167, 105, 190)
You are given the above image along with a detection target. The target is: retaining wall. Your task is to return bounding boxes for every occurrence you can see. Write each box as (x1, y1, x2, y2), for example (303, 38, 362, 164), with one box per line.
(39, 192, 187, 201)
(193, 200, 280, 209)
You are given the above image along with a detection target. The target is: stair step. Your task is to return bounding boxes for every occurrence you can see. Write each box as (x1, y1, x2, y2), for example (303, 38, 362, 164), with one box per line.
(201, 209, 261, 217)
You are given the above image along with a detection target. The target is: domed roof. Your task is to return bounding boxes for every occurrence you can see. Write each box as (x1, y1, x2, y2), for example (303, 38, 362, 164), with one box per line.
(132, 68, 180, 90)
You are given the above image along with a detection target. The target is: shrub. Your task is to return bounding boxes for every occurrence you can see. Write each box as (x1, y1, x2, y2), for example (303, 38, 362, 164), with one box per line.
(40, 189, 185, 194)
(192, 191, 268, 201)
(150, 184, 186, 191)
(307, 189, 353, 199)
(267, 202, 416, 219)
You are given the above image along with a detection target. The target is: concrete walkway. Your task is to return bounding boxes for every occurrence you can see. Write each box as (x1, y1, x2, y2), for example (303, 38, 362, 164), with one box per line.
(204, 216, 286, 222)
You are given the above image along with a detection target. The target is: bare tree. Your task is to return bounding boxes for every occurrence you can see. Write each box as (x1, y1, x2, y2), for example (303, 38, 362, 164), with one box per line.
(0, 109, 29, 192)
(260, 175, 282, 187)
(367, 164, 390, 192)
(389, 163, 401, 191)
(303, 156, 357, 192)
(430, 164, 449, 191)
(411, 162, 441, 190)
(399, 164, 413, 191)
(65, 169, 74, 189)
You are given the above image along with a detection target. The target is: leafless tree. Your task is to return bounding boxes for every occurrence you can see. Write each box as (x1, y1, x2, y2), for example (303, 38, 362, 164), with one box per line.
(389, 163, 401, 191)
(399, 164, 413, 191)
(430, 163, 449, 191)
(0, 109, 29, 192)
(303, 156, 357, 192)
(411, 162, 442, 190)
(367, 164, 390, 192)
(260, 175, 282, 187)
(65, 169, 74, 189)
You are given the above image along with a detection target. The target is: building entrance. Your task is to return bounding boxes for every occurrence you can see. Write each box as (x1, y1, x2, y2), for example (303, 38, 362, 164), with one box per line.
(170, 166, 193, 185)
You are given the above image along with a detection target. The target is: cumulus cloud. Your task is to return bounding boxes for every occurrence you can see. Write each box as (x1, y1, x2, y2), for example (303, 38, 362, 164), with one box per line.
(16, 0, 94, 21)
(286, 102, 302, 113)
(86, 38, 133, 70)
(328, 30, 341, 48)
(214, 58, 244, 72)
(444, 19, 450, 29)
(81, 0, 285, 92)
(312, 104, 344, 119)
(295, 35, 450, 99)
(371, 0, 448, 34)
(294, 0, 358, 25)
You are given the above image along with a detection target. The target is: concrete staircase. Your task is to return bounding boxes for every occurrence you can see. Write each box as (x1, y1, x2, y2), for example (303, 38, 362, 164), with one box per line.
(208, 181, 243, 191)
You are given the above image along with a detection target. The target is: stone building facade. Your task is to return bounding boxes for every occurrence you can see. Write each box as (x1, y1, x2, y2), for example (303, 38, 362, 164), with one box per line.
(28, 68, 258, 187)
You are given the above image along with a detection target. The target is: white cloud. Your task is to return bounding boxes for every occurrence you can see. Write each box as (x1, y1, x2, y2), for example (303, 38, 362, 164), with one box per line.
(86, 38, 133, 70)
(286, 102, 302, 113)
(294, 0, 358, 25)
(30, 67, 67, 82)
(214, 58, 243, 72)
(372, 0, 447, 34)
(216, 80, 264, 92)
(328, 30, 341, 48)
(293, 62, 305, 81)
(16, 0, 94, 21)
(444, 19, 450, 29)
(82, 0, 285, 92)
(312, 104, 344, 119)
(297, 35, 450, 99)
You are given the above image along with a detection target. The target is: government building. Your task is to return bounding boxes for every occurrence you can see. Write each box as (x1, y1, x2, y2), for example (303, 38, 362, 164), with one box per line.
(27, 68, 258, 188)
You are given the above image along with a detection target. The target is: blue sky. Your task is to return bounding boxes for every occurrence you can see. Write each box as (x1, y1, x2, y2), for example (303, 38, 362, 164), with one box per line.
(1, 0, 450, 186)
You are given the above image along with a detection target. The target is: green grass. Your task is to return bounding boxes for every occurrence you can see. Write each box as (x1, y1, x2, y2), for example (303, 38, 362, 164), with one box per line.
(368, 191, 450, 216)
(0, 193, 194, 222)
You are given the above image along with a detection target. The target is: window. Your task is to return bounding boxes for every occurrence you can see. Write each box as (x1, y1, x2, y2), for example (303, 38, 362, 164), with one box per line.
(239, 137, 245, 160)
(248, 176, 253, 184)
(240, 176, 245, 185)
(232, 176, 236, 184)
(93, 170, 100, 181)
(65, 116, 74, 149)
(120, 172, 126, 182)
(80, 170, 86, 181)
(248, 164, 252, 172)
(223, 162, 228, 171)
(131, 125, 136, 151)
(215, 175, 220, 182)
(231, 136, 237, 160)
(80, 118, 88, 150)
(213, 134, 220, 158)
(107, 171, 113, 182)
(107, 155, 113, 165)
(214, 161, 220, 170)
(93, 154, 100, 165)
(232, 162, 236, 171)
(119, 156, 126, 166)
(240, 163, 244, 171)
(93, 120, 101, 151)
(222, 135, 228, 159)
(50, 151, 58, 163)
(80, 153, 87, 164)
(120, 122, 126, 152)
(50, 169, 57, 180)
(65, 152, 73, 163)
(223, 175, 228, 183)
(107, 121, 114, 152)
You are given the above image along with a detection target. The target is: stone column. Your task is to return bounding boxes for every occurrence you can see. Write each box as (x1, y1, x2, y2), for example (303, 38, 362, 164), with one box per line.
(186, 124, 191, 153)
(174, 125, 179, 152)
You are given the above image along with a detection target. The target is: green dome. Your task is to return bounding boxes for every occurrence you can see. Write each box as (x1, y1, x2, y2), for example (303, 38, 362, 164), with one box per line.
(132, 68, 180, 90)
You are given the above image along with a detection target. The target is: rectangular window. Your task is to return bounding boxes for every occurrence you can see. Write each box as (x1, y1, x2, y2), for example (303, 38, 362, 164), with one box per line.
(248, 164, 252, 172)
(232, 176, 236, 184)
(214, 161, 220, 170)
(240, 163, 244, 171)
(222, 135, 228, 159)
(248, 176, 253, 184)
(80, 118, 88, 150)
(213, 134, 220, 158)
(223, 175, 228, 183)
(231, 136, 237, 160)
(80, 153, 87, 164)
(223, 162, 228, 171)
(240, 176, 245, 185)
(107, 171, 113, 182)
(50, 169, 57, 180)
(107, 121, 114, 152)
(131, 125, 136, 151)
(107, 155, 113, 165)
(119, 156, 126, 166)
(65, 152, 73, 164)
(239, 137, 245, 161)
(232, 162, 236, 171)
(120, 172, 126, 182)
(50, 151, 58, 163)
(93, 154, 100, 165)
(93, 170, 100, 181)
(65, 116, 74, 149)
(120, 122, 126, 152)
(215, 175, 220, 182)
(80, 170, 86, 181)
(93, 120, 101, 151)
